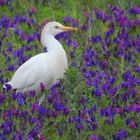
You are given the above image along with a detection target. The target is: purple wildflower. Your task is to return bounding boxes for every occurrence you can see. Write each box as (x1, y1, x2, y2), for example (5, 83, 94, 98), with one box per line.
(20, 15, 27, 23)
(39, 133, 45, 140)
(51, 110, 58, 117)
(29, 7, 37, 16)
(28, 129, 39, 139)
(115, 107, 123, 114)
(40, 83, 45, 91)
(28, 18, 35, 26)
(91, 35, 102, 44)
(92, 89, 102, 97)
(0, 93, 6, 104)
(31, 103, 40, 112)
(68, 39, 78, 49)
(63, 16, 71, 24)
(116, 130, 128, 139)
(39, 106, 47, 115)
(75, 122, 84, 131)
(83, 11, 90, 19)
(29, 116, 37, 124)
(0, 16, 10, 28)
(17, 98, 26, 106)
(71, 18, 79, 27)
(131, 103, 140, 113)
(12, 92, 18, 100)
(63, 107, 70, 115)
(4, 83, 12, 91)
(129, 121, 138, 129)
(29, 90, 36, 97)
(80, 24, 88, 30)
(0, 41, 2, 52)
(7, 64, 14, 71)
(6, 42, 12, 54)
(94, 8, 111, 22)
(57, 128, 63, 136)
(129, 7, 140, 14)
(27, 34, 34, 43)
(19, 111, 28, 119)
(0, 0, 6, 5)
(53, 100, 64, 111)
(90, 135, 99, 140)
(13, 16, 19, 24)
(47, 95, 53, 103)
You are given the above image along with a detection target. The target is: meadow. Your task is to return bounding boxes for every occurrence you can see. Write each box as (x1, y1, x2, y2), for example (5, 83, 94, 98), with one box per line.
(0, 0, 140, 139)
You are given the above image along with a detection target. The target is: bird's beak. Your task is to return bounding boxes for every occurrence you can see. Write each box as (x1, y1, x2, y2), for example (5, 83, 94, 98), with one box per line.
(61, 26, 78, 31)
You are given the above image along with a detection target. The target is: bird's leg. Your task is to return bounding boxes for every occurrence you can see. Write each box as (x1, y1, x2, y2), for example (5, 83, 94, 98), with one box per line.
(38, 93, 46, 105)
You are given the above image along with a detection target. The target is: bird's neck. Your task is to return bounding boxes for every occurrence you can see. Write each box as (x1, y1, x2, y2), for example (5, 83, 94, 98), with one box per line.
(41, 34, 63, 52)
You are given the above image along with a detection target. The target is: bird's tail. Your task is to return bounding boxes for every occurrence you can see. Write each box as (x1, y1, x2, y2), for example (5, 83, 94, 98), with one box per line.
(3, 81, 12, 89)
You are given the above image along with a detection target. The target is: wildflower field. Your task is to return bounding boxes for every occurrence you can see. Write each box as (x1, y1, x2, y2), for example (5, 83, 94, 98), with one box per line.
(0, 0, 140, 139)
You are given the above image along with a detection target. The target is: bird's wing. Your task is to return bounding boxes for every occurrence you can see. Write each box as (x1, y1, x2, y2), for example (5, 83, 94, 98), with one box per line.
(10, 56, 39, 89)
(10, 53, 53, 90)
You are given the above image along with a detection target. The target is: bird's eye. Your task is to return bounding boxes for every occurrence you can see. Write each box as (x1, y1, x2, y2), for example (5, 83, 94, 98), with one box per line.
(55, 26, 59, 29)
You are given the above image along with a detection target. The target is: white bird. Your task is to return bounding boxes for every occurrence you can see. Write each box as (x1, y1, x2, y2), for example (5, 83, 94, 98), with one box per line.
(3, 22, 77, 103)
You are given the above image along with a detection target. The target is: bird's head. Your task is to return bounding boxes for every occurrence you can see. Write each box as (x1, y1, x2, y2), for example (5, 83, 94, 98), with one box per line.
(41, 21, 78, 37)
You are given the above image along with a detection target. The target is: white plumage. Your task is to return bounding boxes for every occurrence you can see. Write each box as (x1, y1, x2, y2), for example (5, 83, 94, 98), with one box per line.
(3, 22, 77, 95)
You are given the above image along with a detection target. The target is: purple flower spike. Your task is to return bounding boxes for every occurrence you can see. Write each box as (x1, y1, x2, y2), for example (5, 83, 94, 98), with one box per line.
(29, 115, 37, 124)
(57, 128, 63, 136)
(0, 0, 6, 5)
(20, 15, 27, 23)
(0, 41, 2, 52)
(19, 111, 28, 119)
(4, 83, 12, 91)
(27, 34, 34, 43)
(53, 100, 64, 111)
(29, 7, 37, 16)
(29, 90, 36, 97)
(129, 7, 140, 14)
(68, 39, 78, 49)
(12, 92, 18, 100)
(71, 18, 79, 27)
(63, 107, 71, 115)
(63, 16, 71, 24)
(39, 106, 47, 115)
(1, 16, 10, 28)
(116, 130, 128, 139)
(7, 64, 14, 71)
(0, 93, 6, 104)
(94, 9, 111, 22)
(83, 11, 90, 19)
(91, 35, 102, 44)
(6, 42, 13, 54)
(52, 110, 58, 117)
(13, 16, 19, 24)
(80, 24, 88, 30)
(129, 121, 138, 129)
(28, 18, 35, 26)
(75, 122, 84, 130)
(47, 95, 53, 103)
(40, 83, 45, 92)
(90, 135, 99, 140)
(28, 129, 39, 139)
(17, 98, 26, 106)
(39, 133, 45, 140)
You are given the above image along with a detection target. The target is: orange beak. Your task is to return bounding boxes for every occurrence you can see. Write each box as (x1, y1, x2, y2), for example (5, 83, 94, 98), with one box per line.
(61, 26, 78, 31)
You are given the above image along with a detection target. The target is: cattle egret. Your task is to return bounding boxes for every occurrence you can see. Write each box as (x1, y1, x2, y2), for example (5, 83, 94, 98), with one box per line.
(3, 22, 78, 104)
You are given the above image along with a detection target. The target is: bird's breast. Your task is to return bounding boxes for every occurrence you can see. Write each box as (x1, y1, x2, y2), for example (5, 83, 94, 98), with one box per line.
(49, 50, 68, 80)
